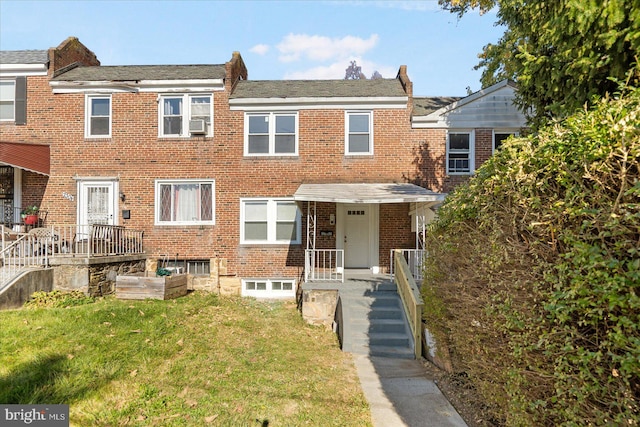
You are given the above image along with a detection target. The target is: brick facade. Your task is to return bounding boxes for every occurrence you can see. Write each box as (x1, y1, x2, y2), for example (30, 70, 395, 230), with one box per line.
(1, 37, 526, 296)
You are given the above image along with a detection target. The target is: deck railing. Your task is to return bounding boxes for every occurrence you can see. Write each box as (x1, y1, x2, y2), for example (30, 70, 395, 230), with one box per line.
(304, 249, 344, 282)
(390, 249, 426, 284)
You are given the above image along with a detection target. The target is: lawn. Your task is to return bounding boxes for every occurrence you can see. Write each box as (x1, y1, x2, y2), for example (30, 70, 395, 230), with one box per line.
(0, 292, 371, 426)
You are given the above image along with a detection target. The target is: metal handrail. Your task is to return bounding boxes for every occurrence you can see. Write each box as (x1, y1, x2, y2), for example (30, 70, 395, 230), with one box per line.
(1, 224, 144, 287)
(304, 249, 344, 282)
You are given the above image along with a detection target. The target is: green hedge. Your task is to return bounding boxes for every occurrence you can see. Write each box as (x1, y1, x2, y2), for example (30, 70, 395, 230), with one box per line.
(423, 80, 639, 426)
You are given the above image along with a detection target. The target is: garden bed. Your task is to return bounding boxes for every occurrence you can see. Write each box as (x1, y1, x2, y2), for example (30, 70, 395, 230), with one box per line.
(115, 272, 187, 300)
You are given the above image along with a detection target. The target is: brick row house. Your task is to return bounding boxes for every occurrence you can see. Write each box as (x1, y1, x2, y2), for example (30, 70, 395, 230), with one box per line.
(0, 37, 526, 298)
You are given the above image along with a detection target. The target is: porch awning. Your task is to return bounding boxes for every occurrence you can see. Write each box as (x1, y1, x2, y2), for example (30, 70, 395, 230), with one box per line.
(293, 183, 446, 204)
(0, 142, 50, 176)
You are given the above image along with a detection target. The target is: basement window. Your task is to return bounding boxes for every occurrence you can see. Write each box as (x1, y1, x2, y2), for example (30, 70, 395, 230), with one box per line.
(242, 279, 296, 298)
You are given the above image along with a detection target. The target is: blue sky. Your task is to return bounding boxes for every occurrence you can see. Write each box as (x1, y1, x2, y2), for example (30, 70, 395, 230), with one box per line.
(0, 0, 504, 96)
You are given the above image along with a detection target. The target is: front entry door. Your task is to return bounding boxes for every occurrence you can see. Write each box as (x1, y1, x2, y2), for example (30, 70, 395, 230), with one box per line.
(344, 204, 370, 268)
(78, 181, 117, 226)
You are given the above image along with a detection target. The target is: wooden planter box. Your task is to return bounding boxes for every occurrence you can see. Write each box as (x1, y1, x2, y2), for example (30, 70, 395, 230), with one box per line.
(116, 272, 188, 300)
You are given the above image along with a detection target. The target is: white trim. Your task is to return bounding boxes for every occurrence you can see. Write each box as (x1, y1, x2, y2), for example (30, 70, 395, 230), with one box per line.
(50, 79, 224, 94)
(446, 130, 475, 175)
(84, 94, 112, 138)
(77, 179, 119, 227)
(229, 96, 407, 111)
(345, 110, 373, 156)
(154, 179, 216, 226)
(337, 203, 379, 272)
(243, 112, 299, 157)
(0, 63, 48, 76)
(0, 79, 16, 122)
(241, 278, 296, 299)
(240, 198, 302, 245)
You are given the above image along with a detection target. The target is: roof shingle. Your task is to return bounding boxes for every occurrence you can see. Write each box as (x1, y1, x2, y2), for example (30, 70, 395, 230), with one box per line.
(412, 96, 462, 116)
(0, 50, 49, 65)
(52, 64, 226, 81)
(230, 79, 407, 99)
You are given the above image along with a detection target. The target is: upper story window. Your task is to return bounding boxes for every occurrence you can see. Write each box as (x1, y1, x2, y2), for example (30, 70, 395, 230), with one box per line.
(493, 131, 516, 152)
(245, 112, 298, 156)
(0, 78, 26, 124)
(0, 81, 16, 121)
(240, 198, 301, 244)
(447, 131, 474, 175)
(85, 95, 111, 137)
(345, 111, 373, 155)
(159, 94, 212, 138)
(155, 179, 215, 225)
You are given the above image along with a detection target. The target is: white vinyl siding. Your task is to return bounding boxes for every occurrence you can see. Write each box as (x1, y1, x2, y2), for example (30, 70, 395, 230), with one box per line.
(345, 111, 373, 155)
(155, 179, 215, 225)
(241, 198, 301, 244)
(245, 112, 298, 156)
(159, 94, 213, 137)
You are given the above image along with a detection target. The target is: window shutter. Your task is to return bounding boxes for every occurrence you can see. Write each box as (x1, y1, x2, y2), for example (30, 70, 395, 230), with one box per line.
(14, 77, 27, 125)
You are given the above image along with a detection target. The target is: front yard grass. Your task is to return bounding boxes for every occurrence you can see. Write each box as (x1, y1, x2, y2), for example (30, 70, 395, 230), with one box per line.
(0, 292, 371, 426)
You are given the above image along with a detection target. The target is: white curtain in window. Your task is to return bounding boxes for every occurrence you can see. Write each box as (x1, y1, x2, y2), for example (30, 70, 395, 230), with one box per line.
(174, 184, 199, 221)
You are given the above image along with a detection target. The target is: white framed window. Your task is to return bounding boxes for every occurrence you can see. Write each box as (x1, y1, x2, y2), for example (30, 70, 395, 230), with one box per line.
(345, 111, 373, 155)
(493, 131, 517, 152)
(155, 179, 215, 225)
(240, 198, 301, 244)
(159, 94, 213, 137)
(447, 131, 474, 174)
(244, 112, 298, 156)
(85, 95, 111, 137)
(242, 278, 296, 298)
(0, 80, 16, 121)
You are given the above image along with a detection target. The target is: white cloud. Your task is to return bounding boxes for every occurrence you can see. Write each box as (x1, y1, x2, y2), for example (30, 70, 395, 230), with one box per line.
(249, 44, 270, 55)
(284, 57, 398, 80)
(276, 34, 379, 63)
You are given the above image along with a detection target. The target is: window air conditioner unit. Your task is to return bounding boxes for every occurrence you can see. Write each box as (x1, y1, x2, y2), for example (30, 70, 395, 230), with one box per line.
(189, 119, 207, 134)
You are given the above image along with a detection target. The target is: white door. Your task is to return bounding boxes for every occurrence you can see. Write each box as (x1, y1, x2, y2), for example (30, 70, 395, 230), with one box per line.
(78, 181, 117, 226)
(344, 204, 370, 268)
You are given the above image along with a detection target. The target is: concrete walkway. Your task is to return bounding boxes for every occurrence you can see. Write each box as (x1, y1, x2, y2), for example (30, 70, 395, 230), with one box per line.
(353, 354, 468, 427)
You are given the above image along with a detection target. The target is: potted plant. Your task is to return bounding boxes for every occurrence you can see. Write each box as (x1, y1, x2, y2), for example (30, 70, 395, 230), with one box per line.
(22, 205, 39, 225)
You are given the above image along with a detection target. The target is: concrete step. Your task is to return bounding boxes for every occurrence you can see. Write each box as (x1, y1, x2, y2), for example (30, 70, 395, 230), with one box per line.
(338, 288, 415, 359)
(349, 318, 408, 334)
(350, 344, 415, 359)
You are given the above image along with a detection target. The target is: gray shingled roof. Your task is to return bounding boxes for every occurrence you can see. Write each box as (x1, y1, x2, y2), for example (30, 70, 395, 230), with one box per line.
(52, 64, 226, 81)
(0, 50, 49, 64)
(230, 79, 407, 99)
(412, 96, 462, 116)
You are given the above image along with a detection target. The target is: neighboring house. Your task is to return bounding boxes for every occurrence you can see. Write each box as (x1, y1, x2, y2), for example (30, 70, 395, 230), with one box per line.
(0, 37, 100, 227)
(0, 37, 527, 299)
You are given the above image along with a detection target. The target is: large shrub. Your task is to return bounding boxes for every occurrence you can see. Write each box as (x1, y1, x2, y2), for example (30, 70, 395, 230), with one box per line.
(423, 80, 639, 426)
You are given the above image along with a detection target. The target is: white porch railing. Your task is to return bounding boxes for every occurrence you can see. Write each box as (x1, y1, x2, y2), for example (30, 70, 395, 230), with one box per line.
(304, 249, 344, 282)
(390, 249, 426, 284)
